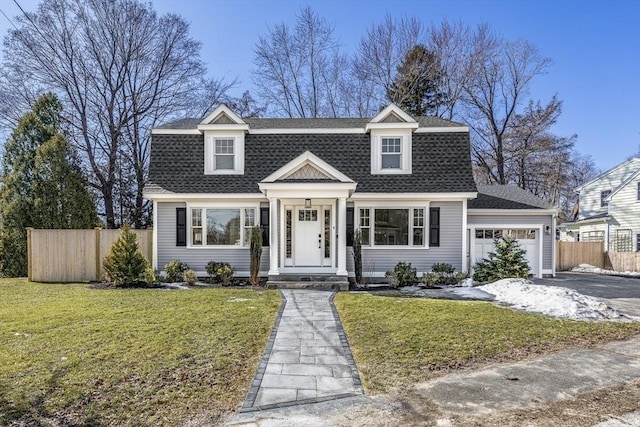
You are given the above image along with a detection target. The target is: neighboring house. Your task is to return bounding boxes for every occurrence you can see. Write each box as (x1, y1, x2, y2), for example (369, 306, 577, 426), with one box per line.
(144, 104, 556, 286)
(559, 157, 640, 252)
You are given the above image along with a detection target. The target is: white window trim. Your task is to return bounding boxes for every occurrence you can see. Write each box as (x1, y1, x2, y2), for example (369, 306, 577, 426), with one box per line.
(356, 205, 428, 249)
(187, 204, 258, 249)
(370, 129, 412, 175)
(204, 131, 245, 175)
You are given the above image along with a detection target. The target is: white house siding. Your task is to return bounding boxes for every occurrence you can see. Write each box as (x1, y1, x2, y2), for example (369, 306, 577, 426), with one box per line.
(467, 214, 553, 272)
(579, 158, 640, 219)
(359, 201, 464, 275)
(610, 179, 640, 251)
(156, 202, 269, 275)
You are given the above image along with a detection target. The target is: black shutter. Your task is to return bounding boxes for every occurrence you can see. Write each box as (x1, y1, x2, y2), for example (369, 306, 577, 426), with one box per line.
(260, 207, 269, 246)
(429, 207, 440, 247)
(346, 207, 354, 246)
(176, 207, 187, 246)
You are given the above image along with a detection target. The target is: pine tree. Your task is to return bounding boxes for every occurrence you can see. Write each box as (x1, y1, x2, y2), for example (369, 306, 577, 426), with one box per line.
(0, 94, 98, 277)
(386, 44, 448, 117)
(473, 235, 532, 282)
(103, 225, 151, 286)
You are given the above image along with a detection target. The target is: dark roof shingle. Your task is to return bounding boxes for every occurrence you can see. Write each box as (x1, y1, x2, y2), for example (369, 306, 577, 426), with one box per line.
(469, 185, 554, 209)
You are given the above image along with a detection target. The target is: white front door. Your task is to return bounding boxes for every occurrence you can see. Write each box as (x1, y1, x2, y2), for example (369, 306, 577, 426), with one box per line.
(294, 207, 323, 266)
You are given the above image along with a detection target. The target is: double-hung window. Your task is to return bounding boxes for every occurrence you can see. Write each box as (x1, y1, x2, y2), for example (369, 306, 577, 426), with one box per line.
(190, 207, 257, 247)
(358, 207, 426, 247)
(600, 189, 611, 207)
(214, 139, 234, 170)
(637, 182, 640, 201)
(381, 137, 401, 169)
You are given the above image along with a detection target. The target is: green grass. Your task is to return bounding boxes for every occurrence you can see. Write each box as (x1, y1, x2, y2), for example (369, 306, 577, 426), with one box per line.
(334, 293, 640, 393)
(0, 279, 281, 426)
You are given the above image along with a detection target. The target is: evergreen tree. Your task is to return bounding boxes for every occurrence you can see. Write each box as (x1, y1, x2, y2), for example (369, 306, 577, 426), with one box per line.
(0, 94, 98, 277)
(386, 44, 448, 116)
(473, 235, 532, 282)
(102, 225, 151, 286)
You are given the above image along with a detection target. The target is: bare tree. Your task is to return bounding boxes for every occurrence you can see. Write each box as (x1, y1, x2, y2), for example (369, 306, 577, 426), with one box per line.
(252, 6, 347, 118)
(1, 0, 232, 227)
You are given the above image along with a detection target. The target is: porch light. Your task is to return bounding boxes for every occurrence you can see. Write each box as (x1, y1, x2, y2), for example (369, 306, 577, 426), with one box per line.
(305, 198, 311, 208)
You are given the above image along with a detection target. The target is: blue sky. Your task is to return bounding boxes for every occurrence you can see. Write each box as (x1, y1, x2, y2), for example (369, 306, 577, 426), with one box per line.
(1, 0, 639, 171)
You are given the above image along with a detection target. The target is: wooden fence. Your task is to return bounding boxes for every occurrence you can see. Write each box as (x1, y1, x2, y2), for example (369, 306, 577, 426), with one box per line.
(607, 252, 640, 272)
(556, 241, 606, 271)
(27, 228, 153, 282)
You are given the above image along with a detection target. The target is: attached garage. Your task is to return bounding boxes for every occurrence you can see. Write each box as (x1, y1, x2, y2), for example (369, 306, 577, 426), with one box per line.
(467, 186, 558, 278)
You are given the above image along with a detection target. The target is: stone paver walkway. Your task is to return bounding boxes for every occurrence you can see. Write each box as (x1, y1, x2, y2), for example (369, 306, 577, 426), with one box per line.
(240, 289, 362, 412)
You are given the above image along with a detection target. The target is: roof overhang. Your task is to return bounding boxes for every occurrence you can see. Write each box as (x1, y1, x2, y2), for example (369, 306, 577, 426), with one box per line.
(350, 192, 478, 201)
(468, 208, 558, 216)
(143, 191, 266, 202)
(261, 151, 355, 183)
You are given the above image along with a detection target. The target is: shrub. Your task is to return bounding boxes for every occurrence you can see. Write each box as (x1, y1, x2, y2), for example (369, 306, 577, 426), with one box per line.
(385, 262, 417, 288)
(249, 226, 262, 286)
(183, 269, 198, 285)
(422, 263, 468, 287)
(353, 230, 363, 285)
(164, 260, 189, 282)
(206, 260, 233, 285)
(421, 272, 439, 288)
(432, 263, 455, 275)
(102, 225, 151, 287)
(473, 235, 531, 283)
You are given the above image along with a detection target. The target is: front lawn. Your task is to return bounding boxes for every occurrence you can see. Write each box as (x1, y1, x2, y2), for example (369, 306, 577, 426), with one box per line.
(0, 279, 280, 426)
(334, 293, 640, 393)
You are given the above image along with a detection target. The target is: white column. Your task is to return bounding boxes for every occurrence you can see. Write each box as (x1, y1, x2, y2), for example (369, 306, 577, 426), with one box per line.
(152, 199, 158, 271)
(461, 199, 468, 273)
(337, 197, 347, 276)
(268, 197, 279, 276)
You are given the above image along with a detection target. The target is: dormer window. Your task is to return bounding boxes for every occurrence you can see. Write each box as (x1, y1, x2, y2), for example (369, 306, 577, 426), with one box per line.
(204, 134, 245, 175)
(381, 137, 402, 169)
(214, 139, 235, 170)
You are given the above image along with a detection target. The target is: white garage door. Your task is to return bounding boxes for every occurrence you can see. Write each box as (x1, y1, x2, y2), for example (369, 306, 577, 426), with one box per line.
(473, 228, 539, 277)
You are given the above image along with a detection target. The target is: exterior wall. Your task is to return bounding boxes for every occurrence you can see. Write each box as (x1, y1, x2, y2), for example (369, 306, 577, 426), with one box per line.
(579, 159, 640, 219)
(156, 202, 269, 275)
(610, 178, 640, 251)
(358, 201, 463, 275)
(467, 214, 553, 271)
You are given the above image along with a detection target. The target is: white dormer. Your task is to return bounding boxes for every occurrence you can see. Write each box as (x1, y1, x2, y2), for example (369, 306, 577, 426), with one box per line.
(367, 104, 418, 175)
(199, 104, 248, 175)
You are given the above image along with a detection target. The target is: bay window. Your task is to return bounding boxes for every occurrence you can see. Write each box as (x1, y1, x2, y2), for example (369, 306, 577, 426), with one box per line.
(190, 207, 257, 247)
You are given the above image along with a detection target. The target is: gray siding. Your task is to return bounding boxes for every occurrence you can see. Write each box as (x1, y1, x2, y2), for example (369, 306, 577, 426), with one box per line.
(467, 214, 553, 270)
(156, 202, 268, 275)
(357, 201, 464, 275)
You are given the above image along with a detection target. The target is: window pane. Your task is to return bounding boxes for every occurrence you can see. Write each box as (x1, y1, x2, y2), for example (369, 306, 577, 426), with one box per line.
(381, 154, 401, 169)
(413, 209, 424, 227)
(192, 208, 202, 227)
(206, 209, 241, 245)
(374, 209, 408, 245)
(286, 210, 292, 258)
(413, 228, 423, 246)
(359, 209, 370, 227)
(215, 139, 234, 154)
(475, 230, 484, 239)
(324, 210, 331, 258)
(361, 228, 370, 246)
(381, 138, 401, 153)
(215, 154, 234, 170)
(192, 227, 202, 245)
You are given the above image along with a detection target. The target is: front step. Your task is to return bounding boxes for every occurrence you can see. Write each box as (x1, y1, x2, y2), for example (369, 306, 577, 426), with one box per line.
(267, 281, 349, 291)
(267, 274, 349, 291)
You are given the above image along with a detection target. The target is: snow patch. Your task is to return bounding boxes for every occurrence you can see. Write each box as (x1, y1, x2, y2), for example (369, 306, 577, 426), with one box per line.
(571, 264, 640, 277)
(478, 278, 623, 320)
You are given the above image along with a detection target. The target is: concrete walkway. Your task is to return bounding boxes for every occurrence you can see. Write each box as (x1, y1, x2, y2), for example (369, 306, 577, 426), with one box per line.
(239, 290, 362, 412)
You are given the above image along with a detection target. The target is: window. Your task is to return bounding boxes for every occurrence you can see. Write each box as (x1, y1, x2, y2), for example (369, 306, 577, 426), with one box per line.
(358, 208, 426, 247)
(637, 182, 640, 201)
(190, 207, 256, 246)
(381, 137, 401, 169)
(601, 189, 611, 207)
(359, 208, 370, 245)
(637, 234, 640, 252)
(370, 131, 412, 174)
(214, 139, 234, 170)
(582, 231, 604, 242)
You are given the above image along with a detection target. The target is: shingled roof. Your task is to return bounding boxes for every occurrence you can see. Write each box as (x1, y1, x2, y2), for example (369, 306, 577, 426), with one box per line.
(148, 131, 477, 194)
(469, 185, 554, 209)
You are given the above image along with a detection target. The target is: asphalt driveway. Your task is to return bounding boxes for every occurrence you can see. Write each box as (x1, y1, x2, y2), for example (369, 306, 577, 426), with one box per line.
(533, 272, 640, 299)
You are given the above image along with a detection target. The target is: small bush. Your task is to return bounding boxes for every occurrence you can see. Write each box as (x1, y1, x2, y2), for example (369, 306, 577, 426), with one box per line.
(206, 260, 233, 285)
(473, 235, 531, 283)
(183, 269, 198, 286)
(422, 263, 468, 287)
(385, 262, 417, 288)
(432, 263, 455, 275)
(165, 260, 189, 282)
(421, 272, 439, 288)
(103, 225, 151, 287)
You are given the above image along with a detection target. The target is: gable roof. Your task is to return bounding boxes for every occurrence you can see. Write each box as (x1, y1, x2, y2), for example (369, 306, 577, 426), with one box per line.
(609, 168, 640, 199)
(468, 185, 554, 209)
(575, 157, 640, 192)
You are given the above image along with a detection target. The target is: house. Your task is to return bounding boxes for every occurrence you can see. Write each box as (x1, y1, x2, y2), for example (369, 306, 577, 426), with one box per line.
(143, 104, 557, 287)
(559, 157, 640, 252)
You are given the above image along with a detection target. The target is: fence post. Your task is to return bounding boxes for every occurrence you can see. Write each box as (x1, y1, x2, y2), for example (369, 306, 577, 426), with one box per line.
(26, 228, 33, 281)
(95, 227, 102, 281)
